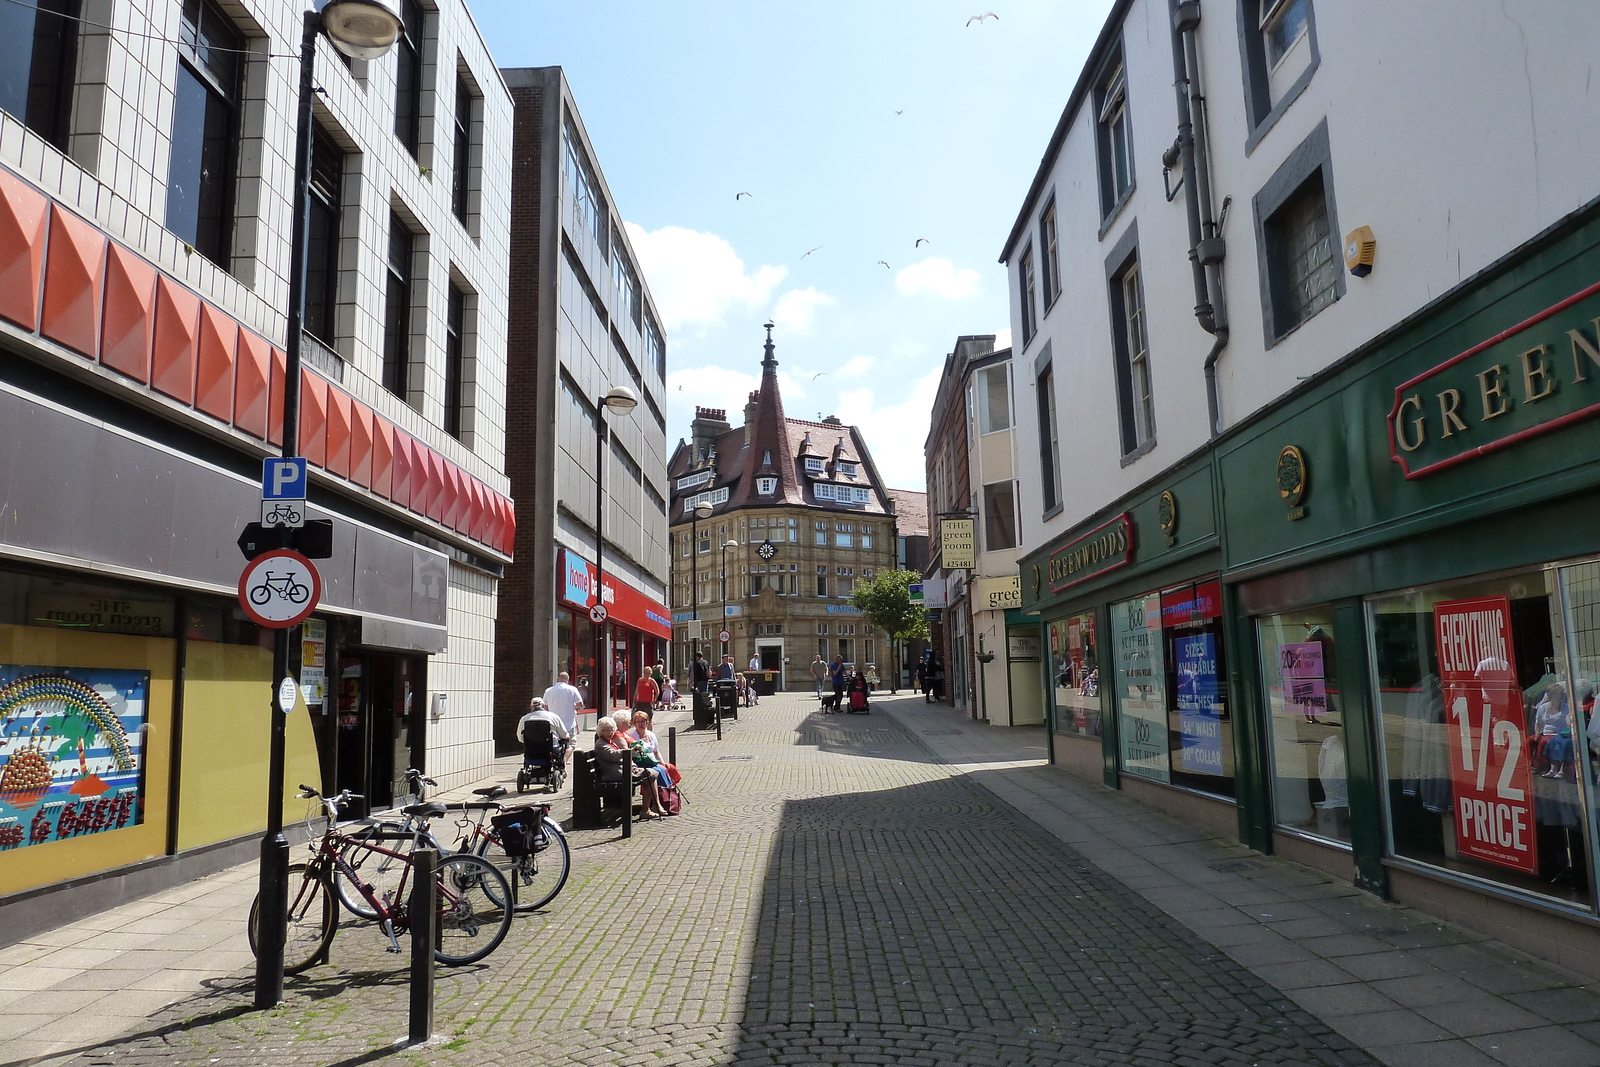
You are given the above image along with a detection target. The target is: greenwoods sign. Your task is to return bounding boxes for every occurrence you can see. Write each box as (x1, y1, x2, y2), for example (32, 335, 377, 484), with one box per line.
(1043, 513, 1133, 593)
(1388, 277, 1600, 478)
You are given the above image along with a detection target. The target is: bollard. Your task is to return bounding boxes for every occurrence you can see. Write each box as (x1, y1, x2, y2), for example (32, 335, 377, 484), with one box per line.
(621, 751, 632, 839)
(408, 847, 436, 1045)
(668, 726, 676, 767)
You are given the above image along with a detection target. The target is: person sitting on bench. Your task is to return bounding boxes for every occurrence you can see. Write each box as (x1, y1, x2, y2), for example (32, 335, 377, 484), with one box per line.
(594, 716, 667, 820)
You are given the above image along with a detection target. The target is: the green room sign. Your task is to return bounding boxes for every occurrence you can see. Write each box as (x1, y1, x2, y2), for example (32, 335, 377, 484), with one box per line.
(1388, 277, 1600, 478)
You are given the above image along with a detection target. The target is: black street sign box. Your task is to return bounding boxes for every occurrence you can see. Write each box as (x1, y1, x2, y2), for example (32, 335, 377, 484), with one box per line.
(238, 519, 334, 561)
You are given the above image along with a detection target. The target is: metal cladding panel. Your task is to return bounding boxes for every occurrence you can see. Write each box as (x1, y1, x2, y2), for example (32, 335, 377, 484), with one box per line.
(325, 387, 352, 478)
(233, 331, 271, 439)
(193, 304, 237, 422)
(0, 169, 48, 331)
(40, 205, 104, 357)
(370, 416, 394, 497)
(349, 401, 374, 487)
(150, 276, 198, 404)
(99, 244, 156, 382)
(390, 430, 413, 509)
(267, 348, 286, 447)
(297, 370, 327, 467)
(0, 381, 452, 631)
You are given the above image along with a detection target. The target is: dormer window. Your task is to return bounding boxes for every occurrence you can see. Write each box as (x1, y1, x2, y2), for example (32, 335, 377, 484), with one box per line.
(837, 461, 858, 478)
(757, 477, 777, 495)
(804, 457, 824, 473)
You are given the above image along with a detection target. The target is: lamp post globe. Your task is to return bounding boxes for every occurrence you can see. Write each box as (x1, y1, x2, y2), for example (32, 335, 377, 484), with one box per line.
(602, 385, 638, 417)
(695, 501, 712, 520)
(320, 0, 404, 59)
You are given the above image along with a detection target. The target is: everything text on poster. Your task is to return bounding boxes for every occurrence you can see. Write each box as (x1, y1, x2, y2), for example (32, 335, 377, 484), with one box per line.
(0, 666, 149, 852)
(1433, 596, 1538, 875)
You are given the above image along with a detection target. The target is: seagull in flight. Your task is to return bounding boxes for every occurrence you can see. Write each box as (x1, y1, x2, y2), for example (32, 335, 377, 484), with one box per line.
(802, 246, 822, 259)
(894, 109, 905, 116)
(812, 372, 827, 380)
(735, 191, 752, 200)
(877, 260, 891, 269)
(967, 12, 998, 25)
(915, 238, 929, 247)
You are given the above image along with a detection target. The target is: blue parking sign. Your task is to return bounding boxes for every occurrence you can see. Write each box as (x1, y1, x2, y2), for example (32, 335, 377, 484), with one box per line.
(262, 457, 308, 500)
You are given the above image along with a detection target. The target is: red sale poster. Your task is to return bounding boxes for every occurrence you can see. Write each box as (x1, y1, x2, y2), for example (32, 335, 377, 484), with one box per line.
(1433, 596, 1538, 875)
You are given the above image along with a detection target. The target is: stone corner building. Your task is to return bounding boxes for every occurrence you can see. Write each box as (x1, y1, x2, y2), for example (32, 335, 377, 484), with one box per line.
(667, 328, 904, 689)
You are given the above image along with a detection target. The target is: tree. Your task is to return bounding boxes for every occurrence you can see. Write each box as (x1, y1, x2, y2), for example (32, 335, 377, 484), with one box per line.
(850, 569, 929, 693)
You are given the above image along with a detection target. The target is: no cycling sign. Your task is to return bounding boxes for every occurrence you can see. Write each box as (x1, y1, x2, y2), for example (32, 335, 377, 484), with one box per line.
(238, 548, 322, 629)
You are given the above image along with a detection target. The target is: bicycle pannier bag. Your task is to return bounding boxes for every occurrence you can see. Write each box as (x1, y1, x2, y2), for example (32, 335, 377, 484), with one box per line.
(490, 806, 547, 857)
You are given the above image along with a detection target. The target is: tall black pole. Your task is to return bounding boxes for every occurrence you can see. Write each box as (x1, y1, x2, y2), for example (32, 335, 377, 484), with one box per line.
(255, 9, 317, 1011)
(690, 513, 698, 671)
(596, 404, 628, 838)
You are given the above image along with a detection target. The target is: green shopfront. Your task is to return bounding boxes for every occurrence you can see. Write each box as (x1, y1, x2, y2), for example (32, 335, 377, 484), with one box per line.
(1020, 200, 1600, 975)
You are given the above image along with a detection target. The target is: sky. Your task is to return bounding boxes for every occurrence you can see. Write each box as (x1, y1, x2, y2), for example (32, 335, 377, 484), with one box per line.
(471, 1, 1117, 491)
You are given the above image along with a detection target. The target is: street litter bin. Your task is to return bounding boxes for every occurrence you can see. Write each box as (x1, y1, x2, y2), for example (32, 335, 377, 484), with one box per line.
(751, 670, 778, 696)
(714, 678, 739, 721)
(692, 689, 716, 728)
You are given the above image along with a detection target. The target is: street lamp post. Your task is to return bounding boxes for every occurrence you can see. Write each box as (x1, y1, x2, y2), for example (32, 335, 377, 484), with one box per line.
(720, 538, 739, 662)
(592, 384, 637, 723)
(691, 500, 711, 674)
(255, 0, 402, 1011)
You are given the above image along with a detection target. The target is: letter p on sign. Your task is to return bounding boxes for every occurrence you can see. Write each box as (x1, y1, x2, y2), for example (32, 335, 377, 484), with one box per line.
(262, 457, 308, 500)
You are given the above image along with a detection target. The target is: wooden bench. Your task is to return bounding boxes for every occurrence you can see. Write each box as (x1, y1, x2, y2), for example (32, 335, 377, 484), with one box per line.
(570, 749, 635, 829)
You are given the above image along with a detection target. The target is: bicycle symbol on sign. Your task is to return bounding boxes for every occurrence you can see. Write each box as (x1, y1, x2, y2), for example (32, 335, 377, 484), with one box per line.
(263, 501, 303, 527)
(250, 572, 310, 606)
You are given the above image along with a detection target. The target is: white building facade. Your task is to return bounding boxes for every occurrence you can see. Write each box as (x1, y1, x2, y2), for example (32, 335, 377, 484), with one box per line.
(1004, 0, 1600, 977)
(0, 0, 512, 926)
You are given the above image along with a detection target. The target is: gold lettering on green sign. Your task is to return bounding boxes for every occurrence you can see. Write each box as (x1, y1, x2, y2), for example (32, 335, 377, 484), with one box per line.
(1568, 318, 1600, 383)
(1396, 394, 1425, 451)
(1519, 344, 1557, 403)
(1438, 388, 1466, 438)
(1477, 364, 1511, 420)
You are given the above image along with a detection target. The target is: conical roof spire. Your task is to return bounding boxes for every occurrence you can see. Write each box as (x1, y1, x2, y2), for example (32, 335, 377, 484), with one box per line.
(761, 320, 777, 374)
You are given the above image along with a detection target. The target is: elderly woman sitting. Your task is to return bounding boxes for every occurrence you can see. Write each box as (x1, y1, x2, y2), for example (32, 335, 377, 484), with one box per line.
(593, 715, 667, 820)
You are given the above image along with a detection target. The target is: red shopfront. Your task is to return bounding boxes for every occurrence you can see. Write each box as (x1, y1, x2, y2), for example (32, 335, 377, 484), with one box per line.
(556, 549, 671, 712)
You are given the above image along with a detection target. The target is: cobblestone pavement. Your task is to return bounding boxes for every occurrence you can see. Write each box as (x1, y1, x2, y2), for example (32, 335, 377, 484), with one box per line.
(34, 692, 1387, 1067)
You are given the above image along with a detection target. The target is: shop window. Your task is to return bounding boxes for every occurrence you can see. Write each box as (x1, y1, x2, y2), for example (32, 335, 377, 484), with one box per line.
(1112, 593, 1167, 783)
(1258, 609, 1349, 843)
(1371, 568, 1591, 908)
(1048, 611, 1101, 739)
(1160, 580, 1233, 796)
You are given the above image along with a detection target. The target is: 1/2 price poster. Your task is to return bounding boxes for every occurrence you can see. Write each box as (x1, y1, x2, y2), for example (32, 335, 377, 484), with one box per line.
(1433, 596, 1537, 875)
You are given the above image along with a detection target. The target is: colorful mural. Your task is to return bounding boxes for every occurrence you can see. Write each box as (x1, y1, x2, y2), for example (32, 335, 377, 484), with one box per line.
(0, 666, 149, 851)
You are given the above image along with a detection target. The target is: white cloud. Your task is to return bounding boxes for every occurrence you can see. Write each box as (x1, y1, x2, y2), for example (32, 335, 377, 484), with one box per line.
(993, 327, 1013, 351)
(839, 356, 875, 377)
(895, 257, 981, 300)
(624, 222, 786, 333)
(832, 367, 942, 491)
(770, 287, 837, 334)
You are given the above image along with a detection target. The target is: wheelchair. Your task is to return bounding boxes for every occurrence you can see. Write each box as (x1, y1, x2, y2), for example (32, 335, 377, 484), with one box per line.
(515, 719, 568, 794)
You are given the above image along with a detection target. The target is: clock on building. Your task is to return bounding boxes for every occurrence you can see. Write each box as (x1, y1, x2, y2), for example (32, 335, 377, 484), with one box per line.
(757, 540, 776, 560)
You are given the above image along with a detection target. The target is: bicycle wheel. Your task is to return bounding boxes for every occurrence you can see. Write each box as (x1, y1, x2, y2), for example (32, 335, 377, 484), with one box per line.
(474, 817, 571, 912)
(248, 862, 337, 974)
(336, 823, 445, 920)
(432, 853, 511, 965)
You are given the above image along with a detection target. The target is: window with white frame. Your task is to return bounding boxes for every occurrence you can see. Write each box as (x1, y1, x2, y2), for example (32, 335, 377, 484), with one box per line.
(757, 476, 776, 495)
(1095, 59, 1134, 217)
(1110, 256, 1156, 454)
(836, 524, 853, 548)
(861, 526, 873, 550)
(682, 487, 729, 513)
(788, 518, 798, 542)
(815, 522, 827, 546)
(676, 470, 713, 491)
(979, 366, 1010, 433)
(804, 457, 825, 473)
(1242, 0, 1318, 130)
(698, 529, 710, 554)
(1038, 362, 1062, 512)
(1019, 246, 1038, 346)
(837, 461, 858, 478)
(816, 567, 828, 596)
(1040, 199, 1061, 307)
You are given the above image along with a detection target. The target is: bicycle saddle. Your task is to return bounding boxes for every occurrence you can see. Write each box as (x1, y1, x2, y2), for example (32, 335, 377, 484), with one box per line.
(472, 786, 507, 798)
(401, 802, 447, 819)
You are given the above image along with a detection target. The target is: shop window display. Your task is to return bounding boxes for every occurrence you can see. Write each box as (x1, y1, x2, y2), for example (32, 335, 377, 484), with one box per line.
(1161, 581, 1235, 797)
(1258, 609, 1350, 843)
(1112, 593, 1168, 782)
(1370, 569, 1592, 908)
(1048, 611, 1101, 738)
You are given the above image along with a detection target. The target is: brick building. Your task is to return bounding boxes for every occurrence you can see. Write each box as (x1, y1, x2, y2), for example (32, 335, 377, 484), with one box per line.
(667, 327, 906, 691)
(494, 67, 670, 746)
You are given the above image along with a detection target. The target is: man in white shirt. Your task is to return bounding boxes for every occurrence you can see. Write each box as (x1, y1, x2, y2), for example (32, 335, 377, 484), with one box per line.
(748, 653, 761, 672)
(542, 671, 583, 736)
(516, 698, 573, 766)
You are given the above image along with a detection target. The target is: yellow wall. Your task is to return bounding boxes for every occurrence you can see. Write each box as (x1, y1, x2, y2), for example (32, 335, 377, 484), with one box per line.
(0, 625, 175, 896)
(176, 641, 322, 851)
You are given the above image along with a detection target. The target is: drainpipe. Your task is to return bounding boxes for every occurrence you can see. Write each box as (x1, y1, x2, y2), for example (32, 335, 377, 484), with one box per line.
(1171, 0, 1230, 437)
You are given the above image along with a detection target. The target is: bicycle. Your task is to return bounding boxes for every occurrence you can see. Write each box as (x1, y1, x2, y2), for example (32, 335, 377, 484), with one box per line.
(447, 784, 571, 913)
(247, 786, 512, 973)
(333, 770, 447, 920)
(337, 772, 570, 915)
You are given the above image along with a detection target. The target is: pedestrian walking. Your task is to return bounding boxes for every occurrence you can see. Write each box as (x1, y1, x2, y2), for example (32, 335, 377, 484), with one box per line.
(634, 671, 659, 713)
(542, 671, 584, 735)
(829, 655, 846, 702)
(914, 660, 926, 695)
(809, 653, 828, 700)
(691, 651, 711, 693)
(718, 654, 737, 680)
